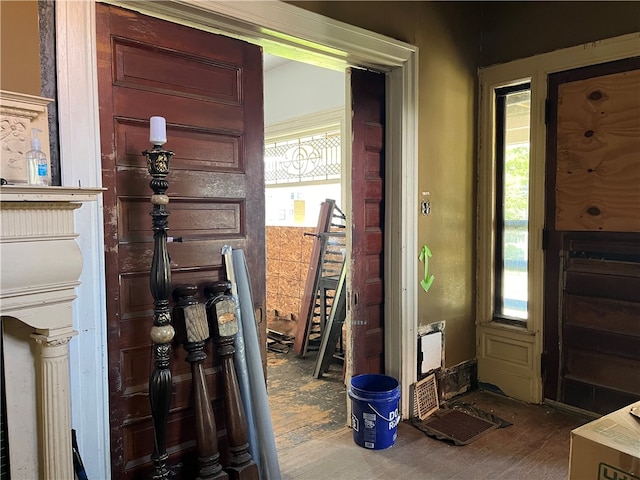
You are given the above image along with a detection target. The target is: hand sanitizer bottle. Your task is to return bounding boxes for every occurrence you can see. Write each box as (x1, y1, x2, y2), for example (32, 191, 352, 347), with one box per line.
(26, 128, 49, 186)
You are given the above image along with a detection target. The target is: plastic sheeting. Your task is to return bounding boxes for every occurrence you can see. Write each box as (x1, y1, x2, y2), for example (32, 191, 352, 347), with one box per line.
(222, 245, 260, 472)
(224, 246, 281, 480)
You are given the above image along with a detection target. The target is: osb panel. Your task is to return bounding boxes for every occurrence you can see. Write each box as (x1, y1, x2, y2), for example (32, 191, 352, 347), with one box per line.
(266, 226, 311, 326)
(556, 68, 640, 232)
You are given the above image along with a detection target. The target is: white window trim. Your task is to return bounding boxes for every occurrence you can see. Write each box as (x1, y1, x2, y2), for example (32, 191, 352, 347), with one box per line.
(265, 107, 344, 143)
(265, 107, 345, 193)
(264, 109, 344, 227)
(477, 33, 640, 404)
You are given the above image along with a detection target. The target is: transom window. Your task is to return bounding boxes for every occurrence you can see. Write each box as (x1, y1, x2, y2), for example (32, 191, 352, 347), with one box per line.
(265, 125, 342, 227)
(264, 131, 341, 185)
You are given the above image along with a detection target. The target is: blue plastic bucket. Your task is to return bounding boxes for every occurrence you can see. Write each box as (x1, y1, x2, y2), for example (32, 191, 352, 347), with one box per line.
(348, 374, 401, 450)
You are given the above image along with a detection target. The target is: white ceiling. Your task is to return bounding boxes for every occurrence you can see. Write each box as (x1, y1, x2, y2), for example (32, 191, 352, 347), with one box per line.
(263, 53, 291, 71)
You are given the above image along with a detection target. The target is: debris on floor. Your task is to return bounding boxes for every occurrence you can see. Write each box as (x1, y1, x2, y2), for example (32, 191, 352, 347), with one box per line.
(267, 328, 294, 354)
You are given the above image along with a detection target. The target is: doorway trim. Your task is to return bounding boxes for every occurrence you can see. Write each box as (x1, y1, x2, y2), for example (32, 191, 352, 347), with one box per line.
(476, 33, 640, 404)
(56, 1, 418, 478)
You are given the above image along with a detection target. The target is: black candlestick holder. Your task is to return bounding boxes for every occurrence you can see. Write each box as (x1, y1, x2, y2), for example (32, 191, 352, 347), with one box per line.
(143, 144, 175, 479)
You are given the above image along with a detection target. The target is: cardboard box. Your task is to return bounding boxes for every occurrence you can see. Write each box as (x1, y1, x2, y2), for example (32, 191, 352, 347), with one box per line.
(569, 401, 640, 480)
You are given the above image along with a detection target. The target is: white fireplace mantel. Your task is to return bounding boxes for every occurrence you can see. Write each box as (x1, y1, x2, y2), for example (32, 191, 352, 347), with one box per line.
(0, 185, 102, 479)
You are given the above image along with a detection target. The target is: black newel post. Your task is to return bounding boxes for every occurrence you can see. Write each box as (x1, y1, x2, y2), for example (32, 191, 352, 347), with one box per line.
(144, 141, 175, 480)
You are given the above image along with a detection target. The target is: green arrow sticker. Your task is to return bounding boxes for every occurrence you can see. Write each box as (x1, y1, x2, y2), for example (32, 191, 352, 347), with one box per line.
(419, 244, 435, 293)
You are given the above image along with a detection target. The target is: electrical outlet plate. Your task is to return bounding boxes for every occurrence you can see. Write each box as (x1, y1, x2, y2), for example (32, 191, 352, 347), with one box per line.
(420, 200, 431, 215)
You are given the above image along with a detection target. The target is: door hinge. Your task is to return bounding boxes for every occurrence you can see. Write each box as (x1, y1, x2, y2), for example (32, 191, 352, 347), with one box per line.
(544, 98, 551, 125)
(540, 352, 547, 379)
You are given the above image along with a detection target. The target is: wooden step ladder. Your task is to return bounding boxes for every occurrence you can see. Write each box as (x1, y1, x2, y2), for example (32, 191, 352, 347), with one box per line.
(293, 199, 346, 357)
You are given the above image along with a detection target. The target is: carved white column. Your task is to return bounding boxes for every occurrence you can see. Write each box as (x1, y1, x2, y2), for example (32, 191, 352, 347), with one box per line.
(0, 185, 102, 479)
(31, 328, 77, 480)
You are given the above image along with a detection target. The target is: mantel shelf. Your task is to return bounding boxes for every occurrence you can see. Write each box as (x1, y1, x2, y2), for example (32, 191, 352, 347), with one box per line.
(0, 185, 105, 202)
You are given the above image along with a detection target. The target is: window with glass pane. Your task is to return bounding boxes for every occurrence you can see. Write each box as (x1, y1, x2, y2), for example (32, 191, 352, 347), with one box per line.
(494, 84, 531, 323)
(264, 129, 342, 227)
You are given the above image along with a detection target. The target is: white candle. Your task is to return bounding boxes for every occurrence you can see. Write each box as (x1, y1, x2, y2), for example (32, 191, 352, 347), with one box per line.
(149, 116, 167, 145)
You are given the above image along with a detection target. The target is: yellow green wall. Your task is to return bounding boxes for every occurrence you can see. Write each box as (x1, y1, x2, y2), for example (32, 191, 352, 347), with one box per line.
(290, 1, 482, 367)
(480, 1, 640, 67)
(4, 1, 637, 370)
(0, 0, 41, 95)
(289, 1, 639, 369)
(416, 2, 480, 367)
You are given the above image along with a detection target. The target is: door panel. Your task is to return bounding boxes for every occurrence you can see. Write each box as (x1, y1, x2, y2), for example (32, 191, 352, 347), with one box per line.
(543, 57, 640, 414)
(97, 4, 264, 478)
(350, 68, 386, 375)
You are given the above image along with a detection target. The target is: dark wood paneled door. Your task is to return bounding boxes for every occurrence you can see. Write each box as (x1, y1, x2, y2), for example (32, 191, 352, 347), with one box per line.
(543, 57, 640, 414)
(349, 68, 386, 375)
(96, 4, 265, 478)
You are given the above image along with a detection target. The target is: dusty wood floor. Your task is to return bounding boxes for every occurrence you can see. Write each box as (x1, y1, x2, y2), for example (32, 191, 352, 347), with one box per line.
(267, 350, 347, 450)
(267, 352, 594, 479)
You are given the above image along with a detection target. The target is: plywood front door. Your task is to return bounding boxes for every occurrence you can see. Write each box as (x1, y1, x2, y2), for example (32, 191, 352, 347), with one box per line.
(349, 68, 386, 375)
(96, 4, 265, 477)
(543, 57, 640, 414)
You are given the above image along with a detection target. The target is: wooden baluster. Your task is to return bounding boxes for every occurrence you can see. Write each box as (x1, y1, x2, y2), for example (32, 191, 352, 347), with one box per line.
(206, 281, 259, 480)
(173, 285, 228, 480)
(144, 143, 175, 479)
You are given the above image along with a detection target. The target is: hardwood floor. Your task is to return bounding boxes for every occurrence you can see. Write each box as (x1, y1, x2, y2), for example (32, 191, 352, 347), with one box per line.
(267, 352, 594, 479)
(267, 350, 347, 450)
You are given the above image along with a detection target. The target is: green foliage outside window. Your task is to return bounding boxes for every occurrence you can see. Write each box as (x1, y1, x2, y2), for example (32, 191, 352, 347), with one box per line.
(504, 145, 529, 221)
(504, 145, 529, 262)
